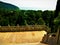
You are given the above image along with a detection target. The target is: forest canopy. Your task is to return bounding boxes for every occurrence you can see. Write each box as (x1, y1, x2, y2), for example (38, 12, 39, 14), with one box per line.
(0, 1, 60, 33)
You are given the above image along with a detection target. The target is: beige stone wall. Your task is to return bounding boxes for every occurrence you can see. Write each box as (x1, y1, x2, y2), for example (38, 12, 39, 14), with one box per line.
(0, 31, 47, 43)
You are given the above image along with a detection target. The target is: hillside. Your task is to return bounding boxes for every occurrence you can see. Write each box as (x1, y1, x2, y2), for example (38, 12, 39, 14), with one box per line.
(0, 1, 19, 10)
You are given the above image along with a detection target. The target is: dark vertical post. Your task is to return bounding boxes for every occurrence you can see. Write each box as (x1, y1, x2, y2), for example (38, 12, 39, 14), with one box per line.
(51, 0, 60, 44)
(57, 27, 60, 44)
(51, 0, 60, 32)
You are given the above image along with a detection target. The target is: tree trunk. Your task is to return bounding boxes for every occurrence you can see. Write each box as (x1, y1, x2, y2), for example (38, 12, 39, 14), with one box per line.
(56, 27, 60, 44)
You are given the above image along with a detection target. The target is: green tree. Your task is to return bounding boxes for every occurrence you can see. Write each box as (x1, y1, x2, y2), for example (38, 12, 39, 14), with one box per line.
(37, 18, 45, 25)
(42, 10, 54, 27)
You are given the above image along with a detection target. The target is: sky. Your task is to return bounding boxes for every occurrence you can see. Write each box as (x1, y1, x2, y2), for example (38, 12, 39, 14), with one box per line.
(0, 0, 57, 11)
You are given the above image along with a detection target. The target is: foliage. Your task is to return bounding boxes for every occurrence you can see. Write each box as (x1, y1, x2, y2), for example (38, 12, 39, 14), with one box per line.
(54, 12, 60, 25)
(1, 1, 59, 33)
(0, 8, 55, 26)
(37, 18, 45, 25)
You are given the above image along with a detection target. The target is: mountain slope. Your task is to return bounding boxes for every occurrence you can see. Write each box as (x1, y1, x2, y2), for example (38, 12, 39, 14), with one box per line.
(0, 1, 19, 10)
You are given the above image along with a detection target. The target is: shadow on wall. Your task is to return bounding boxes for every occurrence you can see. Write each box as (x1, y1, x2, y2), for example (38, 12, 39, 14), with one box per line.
(40, 34, 49, 44)
(40, 33, 57, 45)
